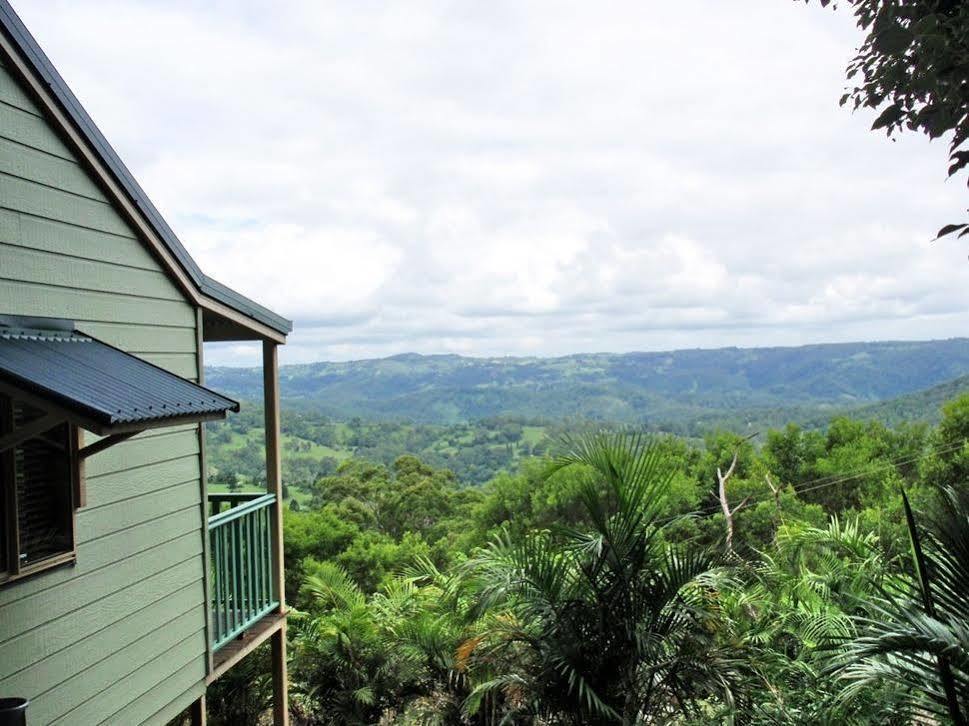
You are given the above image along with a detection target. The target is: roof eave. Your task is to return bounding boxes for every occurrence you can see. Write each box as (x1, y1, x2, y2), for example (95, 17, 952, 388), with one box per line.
(0, 0, 292, 340)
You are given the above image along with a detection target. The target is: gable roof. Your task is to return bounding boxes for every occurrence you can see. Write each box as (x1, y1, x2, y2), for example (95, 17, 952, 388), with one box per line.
(0, 0, 292, 339)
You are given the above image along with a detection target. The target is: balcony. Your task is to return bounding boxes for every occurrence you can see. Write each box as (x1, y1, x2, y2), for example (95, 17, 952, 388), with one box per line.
(207, 492, 280, 652)
(200, 332, 288, 722)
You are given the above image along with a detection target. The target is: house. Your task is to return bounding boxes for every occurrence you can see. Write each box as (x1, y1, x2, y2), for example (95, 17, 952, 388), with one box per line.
(0, 2, 292, 723)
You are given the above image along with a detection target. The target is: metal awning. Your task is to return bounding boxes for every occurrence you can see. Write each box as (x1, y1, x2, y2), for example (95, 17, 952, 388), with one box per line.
(0, 325, 239, 443)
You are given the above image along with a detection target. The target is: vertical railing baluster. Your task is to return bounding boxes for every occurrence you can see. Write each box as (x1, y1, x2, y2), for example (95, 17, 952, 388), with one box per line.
(266, 504, 271, 608)
(247, 512, 262, 615)
(245, 514, 253, 621)
(237, 518, 246, 625)
(232, 519, 246, 627)
(222, 522, 230, 639)
(267, 502, 275, 603)
(237, 517, 245, 626)
(220, 526, 229, 642)
(265, 504, 271, 606)
(235, 518, 242, 632)
(229, 519, 238, 635)
(242, 514, 255, 620)
(254, 507, 262, 611)
(261, 503, 268, 606)
(211, 528, 220, 645)
(208, 493, 279, 651)
(268, 502, 274, 605)
(243, 513, 251, 624)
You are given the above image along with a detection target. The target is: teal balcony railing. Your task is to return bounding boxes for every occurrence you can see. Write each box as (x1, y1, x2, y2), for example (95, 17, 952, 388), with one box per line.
(208, 492, 279, 652)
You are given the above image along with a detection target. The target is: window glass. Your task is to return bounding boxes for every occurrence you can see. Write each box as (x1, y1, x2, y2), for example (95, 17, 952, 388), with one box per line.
(0, 395, 75, 577)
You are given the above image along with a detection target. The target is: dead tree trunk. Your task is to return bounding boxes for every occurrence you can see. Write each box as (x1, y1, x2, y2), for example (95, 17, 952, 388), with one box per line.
(765, 473, 782, 542)
(717, 452, 749, 554)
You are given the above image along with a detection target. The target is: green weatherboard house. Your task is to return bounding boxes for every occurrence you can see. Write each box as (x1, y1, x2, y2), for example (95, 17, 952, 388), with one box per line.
(0, 2, 293, 724)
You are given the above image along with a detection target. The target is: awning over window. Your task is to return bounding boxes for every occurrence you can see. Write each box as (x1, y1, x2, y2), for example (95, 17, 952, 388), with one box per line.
(0, 326, 239, 436)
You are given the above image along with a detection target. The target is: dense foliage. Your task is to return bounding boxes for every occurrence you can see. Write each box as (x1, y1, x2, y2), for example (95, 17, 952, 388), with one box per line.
(206, 408, 553, 486)
(205, 369, 969, 490)
(207, 394, 969, 724)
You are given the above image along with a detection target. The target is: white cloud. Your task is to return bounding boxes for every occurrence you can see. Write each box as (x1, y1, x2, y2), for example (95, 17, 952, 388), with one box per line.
(12, 0, 969, 366)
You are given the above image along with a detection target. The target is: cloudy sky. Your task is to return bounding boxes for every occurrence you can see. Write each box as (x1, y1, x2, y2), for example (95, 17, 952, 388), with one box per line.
(14, 0, 969, 365)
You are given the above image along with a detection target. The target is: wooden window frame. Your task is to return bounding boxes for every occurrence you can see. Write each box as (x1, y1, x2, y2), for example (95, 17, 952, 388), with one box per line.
(0, 394, 80, 586)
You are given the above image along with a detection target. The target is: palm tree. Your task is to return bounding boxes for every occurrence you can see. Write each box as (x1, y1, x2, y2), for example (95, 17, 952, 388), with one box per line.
(836, 486, 969, 724)
(290, 563, 397, 724)
(292, 559, 479, 725)
(719, 517, 910, 724)
(461, 432, 748, 724)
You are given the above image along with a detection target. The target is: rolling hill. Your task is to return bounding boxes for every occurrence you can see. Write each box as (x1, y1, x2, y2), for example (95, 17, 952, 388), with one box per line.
(829, 373, 969, 427)
(206, 338, 969, 430)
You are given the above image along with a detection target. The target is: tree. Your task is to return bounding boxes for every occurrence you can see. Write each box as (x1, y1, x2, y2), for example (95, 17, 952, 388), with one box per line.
(291, 560, 476, 724)
(836, 486, 969, 723)
(921, 393, 969, 490)
(290, 562, 399, 724)
(718, 516, 908, 723)
(804, 0, 969, 239)
(463, 432, 748, 724)
(283, 507, 359, 603)
(717, 450, 751, 554)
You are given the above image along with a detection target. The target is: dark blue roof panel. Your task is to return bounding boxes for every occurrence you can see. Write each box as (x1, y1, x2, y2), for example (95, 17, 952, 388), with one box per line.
(0, 327, 239, 430)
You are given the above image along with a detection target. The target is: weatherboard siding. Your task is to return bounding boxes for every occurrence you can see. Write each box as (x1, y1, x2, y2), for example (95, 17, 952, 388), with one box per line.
(0, 60, 207, 724)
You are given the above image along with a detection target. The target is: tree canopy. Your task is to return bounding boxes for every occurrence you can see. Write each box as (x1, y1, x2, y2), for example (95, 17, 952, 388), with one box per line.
(199, 393, 969, 724)
(806, 0, 969, 239)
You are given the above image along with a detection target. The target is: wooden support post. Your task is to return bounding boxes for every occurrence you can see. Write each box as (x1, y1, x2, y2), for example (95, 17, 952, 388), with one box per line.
(263, 340, 285, 609)
(73, 427, 86, 509)
(263, 340, 289, 726)
(271, 622, 289, 726)
(190, 694, 207, 726)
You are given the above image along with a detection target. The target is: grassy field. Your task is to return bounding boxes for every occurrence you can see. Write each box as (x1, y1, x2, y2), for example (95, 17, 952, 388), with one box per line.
(206, 413, 553, 486)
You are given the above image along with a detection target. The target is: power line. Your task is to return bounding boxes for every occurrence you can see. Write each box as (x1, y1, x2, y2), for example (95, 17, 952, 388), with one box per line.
(661, 438, 967, 525)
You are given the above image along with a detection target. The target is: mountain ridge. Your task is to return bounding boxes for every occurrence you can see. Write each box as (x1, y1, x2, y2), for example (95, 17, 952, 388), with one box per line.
(206, 338, 969, 430)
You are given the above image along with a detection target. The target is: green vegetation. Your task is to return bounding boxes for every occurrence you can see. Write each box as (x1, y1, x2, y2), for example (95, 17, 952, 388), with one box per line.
(204, 365, 969, 488)
(207, 391, 969, 724)
(206, 407, 554, 486)
(822, 374, 969, 429)
(206, 340, 969, 431)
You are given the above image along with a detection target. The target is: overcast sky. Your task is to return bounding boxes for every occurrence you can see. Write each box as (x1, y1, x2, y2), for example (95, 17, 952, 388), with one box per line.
(14, 0, 969, 366)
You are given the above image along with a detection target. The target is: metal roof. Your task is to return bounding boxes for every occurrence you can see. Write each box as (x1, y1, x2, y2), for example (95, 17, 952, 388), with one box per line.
(0, 327, 239, 432)
(0, 0, 292, 336)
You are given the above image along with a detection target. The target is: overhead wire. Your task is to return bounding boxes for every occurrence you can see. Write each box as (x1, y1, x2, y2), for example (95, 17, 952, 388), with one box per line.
(657, 438, 968, 525)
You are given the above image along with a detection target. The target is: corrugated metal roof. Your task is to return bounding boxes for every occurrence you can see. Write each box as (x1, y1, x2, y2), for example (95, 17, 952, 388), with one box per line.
(0, 327, 239, 430)
(0, 0, 292, 336)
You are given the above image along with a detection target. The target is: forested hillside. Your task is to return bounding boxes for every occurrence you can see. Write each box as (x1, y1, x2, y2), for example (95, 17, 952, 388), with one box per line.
(207, 394, 969, 725)
(201, 340, 969, 724)
(830, 373, 969, 427)
(205, 358, 969, 487)
(206, 387, 965, 490)
(207, 339, 969, 427)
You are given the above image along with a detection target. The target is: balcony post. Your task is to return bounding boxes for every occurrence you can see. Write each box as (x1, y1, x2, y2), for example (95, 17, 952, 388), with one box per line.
(262, 339, 289, 726)
(190, 694, 206, 726)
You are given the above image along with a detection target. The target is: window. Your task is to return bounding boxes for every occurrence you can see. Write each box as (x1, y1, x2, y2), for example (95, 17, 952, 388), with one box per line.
(0, 394, 77, 582)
